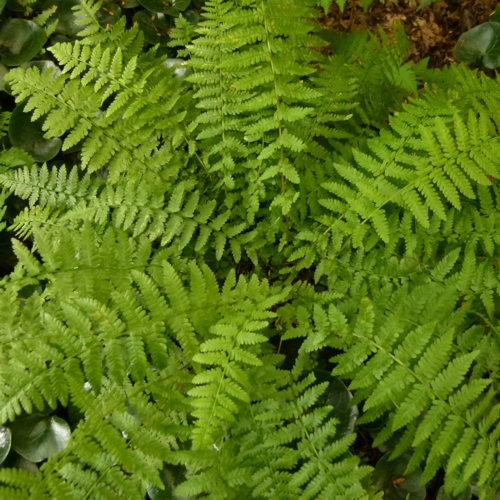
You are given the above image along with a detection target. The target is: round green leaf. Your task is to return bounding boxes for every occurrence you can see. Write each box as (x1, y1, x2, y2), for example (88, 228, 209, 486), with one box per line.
(11, 455, 38, 473)
(164, 58, 191, 78)
(133, 11, 173, 46)
(95, 3, 122, 27)
(9, 414, 70, 463)
(182, 9, 200, 24)
(0, 20, 47, 67)
(119, 0, 139, 7)
(455, 22, 500, 69)
(314, 370, 358, 438)
(4, 60, 60, 95)
(9, 102, 62, 162)
(490, 8, 500, 24)
(136, 0, 190, 16)
(436, 485, 472, 500)
(372, 453, 426, 500)
(0, 426, 11, 464)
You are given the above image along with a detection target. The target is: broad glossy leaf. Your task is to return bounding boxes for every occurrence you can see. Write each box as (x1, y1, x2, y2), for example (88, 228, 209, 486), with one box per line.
(0, 426, 11, 464)
(0, 0, 6, 14)
(0, 20, 47, 66)
(9, 414, 70, 463)
(137, 0, 190, 16)
(9, 102, 62, 162)
(372, 453, 426, 500)
(182, 9, 200, 24)
(314, 370, 358, 438)
(11, 455, 38, 473)
(133, 11, 173, 45)
(119, 0, 139, 7)
(491, 8, 500, 23)
(95, 3, 121, 27)
(455, 22, 500, 69)
(436, 485, 472, 500)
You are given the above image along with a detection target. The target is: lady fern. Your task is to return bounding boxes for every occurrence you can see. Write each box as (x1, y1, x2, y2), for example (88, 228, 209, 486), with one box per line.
(0, 0, 499, 498)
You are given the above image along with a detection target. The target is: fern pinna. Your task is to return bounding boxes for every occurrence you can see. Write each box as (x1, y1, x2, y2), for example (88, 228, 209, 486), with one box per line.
(0, 0, 499, 498)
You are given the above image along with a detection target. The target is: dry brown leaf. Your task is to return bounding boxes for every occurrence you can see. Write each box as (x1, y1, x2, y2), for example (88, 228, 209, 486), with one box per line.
(318, 0, 497, 67)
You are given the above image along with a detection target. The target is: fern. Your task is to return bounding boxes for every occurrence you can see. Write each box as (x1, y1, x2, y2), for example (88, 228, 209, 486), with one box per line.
(5, 37, 188, 184)
(1, 0, 500, 499)
(332, 297, 500, 496)
(319, 104, 500, 244)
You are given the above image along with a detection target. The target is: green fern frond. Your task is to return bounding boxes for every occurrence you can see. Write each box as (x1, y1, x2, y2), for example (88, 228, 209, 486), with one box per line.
(332, 298, 500, 494)
(71, 0, 144, 57)
(318, 99, 500, 249)
(5, 40, 189, 183)
(0, 164, 254, 259)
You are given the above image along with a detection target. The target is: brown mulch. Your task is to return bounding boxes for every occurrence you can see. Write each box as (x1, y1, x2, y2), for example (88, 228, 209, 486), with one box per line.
(319, 0, 498, 67)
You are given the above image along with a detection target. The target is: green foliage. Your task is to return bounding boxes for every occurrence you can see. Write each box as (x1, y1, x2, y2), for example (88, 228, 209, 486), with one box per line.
(372, 453, 426, 500)
(0, 0, 202, 169)
(322, 0, 439, 13)
(8, 414, 71, 463)
(455, 22, 500, 69)
(0, 0, 499, 499)
(0, 20, 47, 66)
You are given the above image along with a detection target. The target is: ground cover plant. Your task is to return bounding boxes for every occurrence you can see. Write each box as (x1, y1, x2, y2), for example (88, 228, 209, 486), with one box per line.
(0, 0, 499, 498)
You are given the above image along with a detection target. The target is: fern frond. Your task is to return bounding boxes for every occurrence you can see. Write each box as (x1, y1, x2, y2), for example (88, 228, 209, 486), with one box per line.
(317, 97, 500, 250)
(5, 39, 189, 184)
(332, 298, 500, 494)
(70, 0, 144, 58)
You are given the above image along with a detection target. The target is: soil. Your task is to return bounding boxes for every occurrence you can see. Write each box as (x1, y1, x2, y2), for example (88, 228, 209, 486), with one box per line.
(318, 0, 498, 67)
